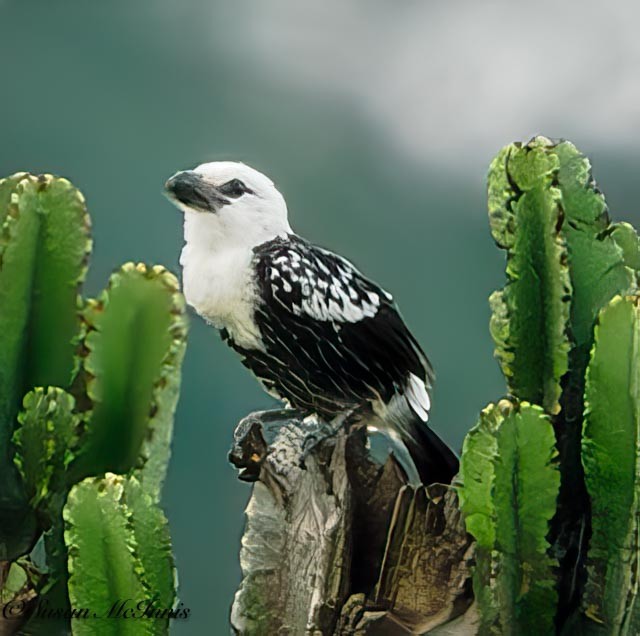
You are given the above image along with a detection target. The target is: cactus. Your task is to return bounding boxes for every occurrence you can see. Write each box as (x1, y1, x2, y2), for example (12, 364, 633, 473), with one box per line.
(581, 295, 640, 632)
(0, 173, 187, 636)
(0, 175, 90, 560)
(72, 262, 187, 488)
(458, 137, 640, 634)
(487, 140, 571, 415)
(14, 388, 78, 512)
(459, 400, 560, 634)
(64, 474, 176, 636)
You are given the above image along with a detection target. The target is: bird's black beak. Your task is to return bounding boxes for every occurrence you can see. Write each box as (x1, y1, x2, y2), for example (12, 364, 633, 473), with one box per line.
(164, 170, 228, 212)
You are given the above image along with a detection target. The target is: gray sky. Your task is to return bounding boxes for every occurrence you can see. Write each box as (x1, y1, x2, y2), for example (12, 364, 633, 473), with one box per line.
(212, 0, 640, 170)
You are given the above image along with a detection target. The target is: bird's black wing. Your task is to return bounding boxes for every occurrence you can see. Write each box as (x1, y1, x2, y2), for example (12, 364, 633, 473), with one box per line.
(232, 235, 433, 420)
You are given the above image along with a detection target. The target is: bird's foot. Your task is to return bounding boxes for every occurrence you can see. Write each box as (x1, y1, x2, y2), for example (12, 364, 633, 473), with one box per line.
(229, 406, 366, 482)
(299, 407, 362, 469)
(299, 424, 340, 468)
(229, 408, 319, 482)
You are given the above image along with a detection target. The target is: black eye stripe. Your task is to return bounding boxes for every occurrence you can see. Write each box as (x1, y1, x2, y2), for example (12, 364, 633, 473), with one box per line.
(218, 178, 253, 199)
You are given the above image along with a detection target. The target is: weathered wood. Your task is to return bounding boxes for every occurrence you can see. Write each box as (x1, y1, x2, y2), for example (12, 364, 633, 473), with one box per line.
(370, 485, 474, 632)
(230, 411, 475, 635)
(336, 486, 474, 635)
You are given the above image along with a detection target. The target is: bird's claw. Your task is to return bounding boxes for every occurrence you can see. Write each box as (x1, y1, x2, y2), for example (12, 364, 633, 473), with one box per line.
(298, 409, 359, 469)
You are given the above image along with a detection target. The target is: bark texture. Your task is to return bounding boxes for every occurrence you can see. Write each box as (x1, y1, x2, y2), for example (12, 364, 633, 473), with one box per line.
(229, 411, 476, 635)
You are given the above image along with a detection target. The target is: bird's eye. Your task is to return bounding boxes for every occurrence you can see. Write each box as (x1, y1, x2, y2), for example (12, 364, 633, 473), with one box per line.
(218, 178, 249, 199)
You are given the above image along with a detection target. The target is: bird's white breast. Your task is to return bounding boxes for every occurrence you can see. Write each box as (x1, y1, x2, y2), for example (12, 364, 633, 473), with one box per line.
(180, 243, 264, 351)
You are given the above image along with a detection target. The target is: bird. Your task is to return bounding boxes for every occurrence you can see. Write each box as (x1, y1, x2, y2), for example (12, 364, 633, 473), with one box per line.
(164, 161, 458, 485)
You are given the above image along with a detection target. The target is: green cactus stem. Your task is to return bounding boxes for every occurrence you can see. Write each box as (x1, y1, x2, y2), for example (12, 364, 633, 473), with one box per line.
(487, 137, 639, 621)
(581, 295, 640, 633)
(13, 388, 79, 512)
(0, 174, 90, 559)
(64, 474, 175, 636)
(487, 139, 571, 415)
(71, 263, 187, 484)
(459, 399, 560, 635)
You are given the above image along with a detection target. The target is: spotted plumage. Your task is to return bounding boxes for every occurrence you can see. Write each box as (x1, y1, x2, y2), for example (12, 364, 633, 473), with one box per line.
(166, 161, 458, 484)
(221, 235, 434, 427)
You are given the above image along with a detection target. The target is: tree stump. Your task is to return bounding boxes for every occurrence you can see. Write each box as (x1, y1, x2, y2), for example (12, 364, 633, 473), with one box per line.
(229, 411, 477, 635)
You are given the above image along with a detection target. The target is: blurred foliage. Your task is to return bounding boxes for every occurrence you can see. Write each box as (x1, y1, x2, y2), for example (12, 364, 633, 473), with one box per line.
(0, 174, 187, 636)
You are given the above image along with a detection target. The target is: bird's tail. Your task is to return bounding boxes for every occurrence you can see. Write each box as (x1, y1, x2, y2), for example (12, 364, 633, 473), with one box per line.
(401, 416, 459, 486)
(372, 398, 459, 485)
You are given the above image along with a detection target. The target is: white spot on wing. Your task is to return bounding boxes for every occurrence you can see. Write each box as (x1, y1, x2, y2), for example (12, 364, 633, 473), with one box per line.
(273, 244, 382, 323)
(292, 277, 381, 323)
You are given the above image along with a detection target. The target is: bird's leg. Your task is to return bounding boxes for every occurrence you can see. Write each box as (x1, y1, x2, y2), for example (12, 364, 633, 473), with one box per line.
(300, 406, 362, 468)
(230, 406, 364, 480)
(240, 408, 309, 439)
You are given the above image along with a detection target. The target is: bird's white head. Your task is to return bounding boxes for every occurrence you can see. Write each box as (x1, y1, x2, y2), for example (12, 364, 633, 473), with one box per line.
(165, 161, 292, 251)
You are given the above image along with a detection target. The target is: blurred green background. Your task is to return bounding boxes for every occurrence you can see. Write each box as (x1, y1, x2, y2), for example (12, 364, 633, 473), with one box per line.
(1, 1, 638, 632)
